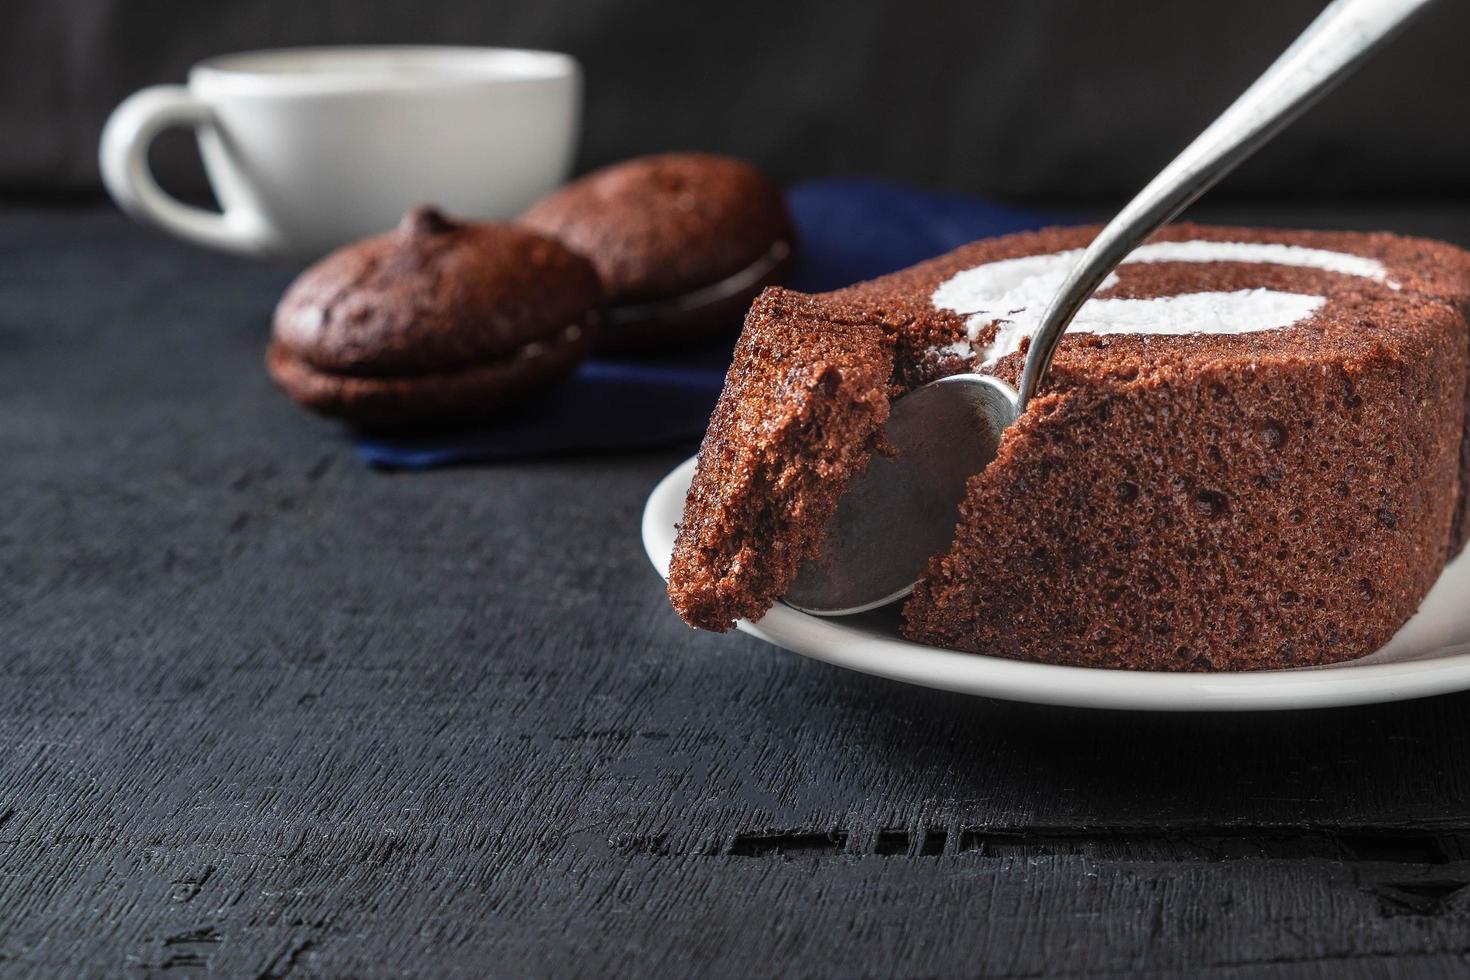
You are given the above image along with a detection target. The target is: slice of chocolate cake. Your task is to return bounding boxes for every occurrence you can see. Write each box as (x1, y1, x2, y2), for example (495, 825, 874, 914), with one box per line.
(667, 223, 1470, 671)
(667, 289, 895, 630)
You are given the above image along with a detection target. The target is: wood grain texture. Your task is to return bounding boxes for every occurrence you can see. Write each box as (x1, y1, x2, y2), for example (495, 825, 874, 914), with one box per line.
(3, 206, 1470, 978)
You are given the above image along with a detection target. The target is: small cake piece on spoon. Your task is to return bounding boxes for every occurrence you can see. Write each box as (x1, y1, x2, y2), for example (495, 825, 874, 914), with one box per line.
(519, 153, 796, 349)
(267, 206, 603, 431)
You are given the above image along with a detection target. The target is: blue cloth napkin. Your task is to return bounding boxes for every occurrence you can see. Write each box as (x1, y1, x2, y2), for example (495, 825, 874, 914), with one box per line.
(355, 178, 1051, 469)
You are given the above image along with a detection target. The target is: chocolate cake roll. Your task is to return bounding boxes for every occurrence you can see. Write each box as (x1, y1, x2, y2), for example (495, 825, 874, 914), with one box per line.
(667, 224, 1470, 671)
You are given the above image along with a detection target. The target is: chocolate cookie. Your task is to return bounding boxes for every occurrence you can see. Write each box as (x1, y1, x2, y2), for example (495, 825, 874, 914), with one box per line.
(519, 153, 796, 349)
(267, 206, 602, 431)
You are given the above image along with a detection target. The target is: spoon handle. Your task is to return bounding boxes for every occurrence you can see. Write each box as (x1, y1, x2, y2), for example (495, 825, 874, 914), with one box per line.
(1014, 0, 1437, 411)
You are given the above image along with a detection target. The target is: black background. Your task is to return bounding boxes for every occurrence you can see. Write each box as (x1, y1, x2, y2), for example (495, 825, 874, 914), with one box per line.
(6, 0, 1470, 201)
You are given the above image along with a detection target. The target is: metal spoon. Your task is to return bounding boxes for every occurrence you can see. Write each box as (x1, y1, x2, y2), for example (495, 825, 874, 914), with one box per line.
(784, 0, 1437, 616)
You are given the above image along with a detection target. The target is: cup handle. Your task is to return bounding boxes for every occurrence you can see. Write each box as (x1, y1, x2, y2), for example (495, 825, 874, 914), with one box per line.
(99, 85, 277, 256)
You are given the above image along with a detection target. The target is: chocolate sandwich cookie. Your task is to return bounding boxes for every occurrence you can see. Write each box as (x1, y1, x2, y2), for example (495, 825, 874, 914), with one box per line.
(267, 206, 602, 431)
(519, 153, 796, 349)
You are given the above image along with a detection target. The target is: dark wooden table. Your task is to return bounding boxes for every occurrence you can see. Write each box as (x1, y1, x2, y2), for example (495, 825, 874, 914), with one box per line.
(4, 203, 1470, 978)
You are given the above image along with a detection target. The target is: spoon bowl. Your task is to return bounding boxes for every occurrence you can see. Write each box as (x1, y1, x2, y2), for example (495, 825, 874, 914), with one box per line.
(783, 374, 1017, 615)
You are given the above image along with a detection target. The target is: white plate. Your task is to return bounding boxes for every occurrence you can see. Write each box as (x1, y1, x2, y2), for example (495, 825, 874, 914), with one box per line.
(643, 455, 1470, 711)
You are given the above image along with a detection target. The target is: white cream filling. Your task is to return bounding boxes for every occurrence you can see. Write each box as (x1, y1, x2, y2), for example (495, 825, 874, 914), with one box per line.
(929, 240, 1395, 365)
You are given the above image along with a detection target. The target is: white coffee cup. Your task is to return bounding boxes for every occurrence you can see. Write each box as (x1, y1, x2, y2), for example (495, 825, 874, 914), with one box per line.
(100, 46, 581, 260)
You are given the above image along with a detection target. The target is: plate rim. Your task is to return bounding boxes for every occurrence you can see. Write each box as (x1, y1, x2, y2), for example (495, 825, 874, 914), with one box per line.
(643, 454, 1470, 712)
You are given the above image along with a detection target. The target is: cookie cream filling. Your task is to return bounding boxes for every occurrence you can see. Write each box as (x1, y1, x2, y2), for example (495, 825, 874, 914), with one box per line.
(602, 240, 792, 326)
(516, 323, 584, 361)
(930, 240, 1395, 365)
